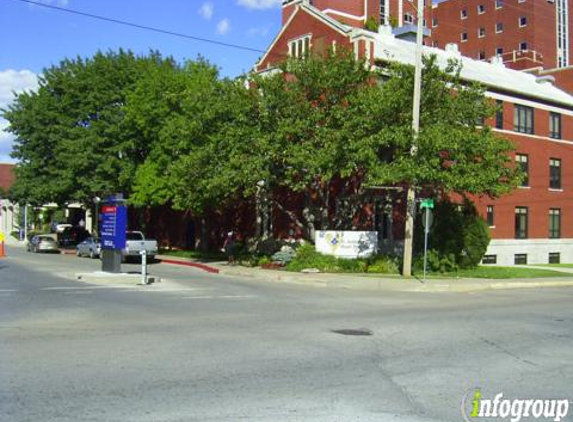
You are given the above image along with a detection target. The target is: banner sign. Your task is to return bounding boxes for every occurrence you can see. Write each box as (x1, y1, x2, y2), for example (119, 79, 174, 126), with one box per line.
(100, 205, 127, 250)
(316, 231, 378, 258)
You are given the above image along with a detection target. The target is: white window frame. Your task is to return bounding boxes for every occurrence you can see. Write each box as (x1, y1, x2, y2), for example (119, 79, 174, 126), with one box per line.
(288, 34, 312, 58)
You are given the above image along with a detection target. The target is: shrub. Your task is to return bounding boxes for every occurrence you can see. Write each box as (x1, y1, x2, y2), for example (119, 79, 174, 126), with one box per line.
(414, 198, 490, 270)
(414, 249, 458, 274)
(366, 256, 400, 274)
(286, 243, 368, 273)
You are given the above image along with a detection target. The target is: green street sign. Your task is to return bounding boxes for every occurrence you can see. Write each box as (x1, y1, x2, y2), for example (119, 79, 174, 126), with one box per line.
(420, 199, 434, 209)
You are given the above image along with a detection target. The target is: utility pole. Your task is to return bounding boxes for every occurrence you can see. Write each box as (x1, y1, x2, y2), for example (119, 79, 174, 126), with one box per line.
(402, 0, 425, 277)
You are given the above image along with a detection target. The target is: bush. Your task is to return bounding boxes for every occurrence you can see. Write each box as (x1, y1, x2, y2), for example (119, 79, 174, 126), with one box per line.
(366, 256, 400, 274)
(414, 249, 458, 274)
(414, 198, 490, 270)
(286, 243, 368, 273)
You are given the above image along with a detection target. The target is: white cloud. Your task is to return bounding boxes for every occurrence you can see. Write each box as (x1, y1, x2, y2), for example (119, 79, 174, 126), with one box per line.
(198, 2, 214, 20)
(216, 18, 231, 35)
(32, 0, 70, 8)
(237, 0, 281, 10)
(0, 69, 39, 163)
(247, 26, 270, 37)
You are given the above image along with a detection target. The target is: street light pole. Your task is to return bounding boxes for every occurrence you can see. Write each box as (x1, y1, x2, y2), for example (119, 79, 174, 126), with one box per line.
(402, 0, 425, 277)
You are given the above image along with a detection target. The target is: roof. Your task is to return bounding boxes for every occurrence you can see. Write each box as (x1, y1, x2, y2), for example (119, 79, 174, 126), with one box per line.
(0, 164, 16, 192)
(369, 29, 573, 108)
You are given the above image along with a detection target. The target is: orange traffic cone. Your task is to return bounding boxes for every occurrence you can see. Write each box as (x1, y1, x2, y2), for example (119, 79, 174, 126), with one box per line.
(0, 241, 5, 258)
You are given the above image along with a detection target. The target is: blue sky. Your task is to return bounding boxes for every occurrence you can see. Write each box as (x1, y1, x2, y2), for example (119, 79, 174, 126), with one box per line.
(0, 0, 284, 162)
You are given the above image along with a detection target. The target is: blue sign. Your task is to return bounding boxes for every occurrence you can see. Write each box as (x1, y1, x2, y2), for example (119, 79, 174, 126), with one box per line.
(100, 205, 127, 250)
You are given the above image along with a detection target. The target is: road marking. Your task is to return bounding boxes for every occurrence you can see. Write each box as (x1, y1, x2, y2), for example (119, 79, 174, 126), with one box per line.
(0, 289, 17, 292)
(63, 291, 94, 295)
(42, 286, 92, 291)
(181, 295, 255, 300)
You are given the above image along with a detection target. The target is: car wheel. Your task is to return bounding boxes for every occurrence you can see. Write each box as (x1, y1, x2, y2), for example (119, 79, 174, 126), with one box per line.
(76, 249, 81, 257)
(89, 250, 95, 259)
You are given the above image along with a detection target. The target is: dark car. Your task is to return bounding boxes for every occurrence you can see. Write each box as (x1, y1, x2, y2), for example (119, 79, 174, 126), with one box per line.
(57, 227, 91, 248)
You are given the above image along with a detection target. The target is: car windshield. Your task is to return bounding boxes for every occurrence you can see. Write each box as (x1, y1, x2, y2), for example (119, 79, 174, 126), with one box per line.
(38, 236, 54, 242)
(126, 233, 143, 240)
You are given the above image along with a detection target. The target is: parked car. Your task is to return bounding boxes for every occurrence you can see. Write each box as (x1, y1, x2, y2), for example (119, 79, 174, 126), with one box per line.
(76, 237, 101, 259)
(57, 227, 91, 248)
(27, 235, 59, 253)
(122, 231, 158, 261)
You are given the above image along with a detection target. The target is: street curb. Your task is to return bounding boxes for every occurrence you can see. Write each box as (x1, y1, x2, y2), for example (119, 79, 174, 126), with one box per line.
(158, 257, 220, 274)
(216, 266, 573, 292)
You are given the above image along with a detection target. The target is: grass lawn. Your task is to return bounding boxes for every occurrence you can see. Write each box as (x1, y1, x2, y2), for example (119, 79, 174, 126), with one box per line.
(532, 263, 573, 268)
(418, 266, 573, 279)
(158, 249, 227, 262)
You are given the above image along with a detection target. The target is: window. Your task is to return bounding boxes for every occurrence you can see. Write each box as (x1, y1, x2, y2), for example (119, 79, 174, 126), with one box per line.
(461, 32, 468, 42)
(549, 253, 560, 264)
(478, 51, 486, 60)
(519, 16, 527, 27)
(514, 104, 534, 134)
(550, 112, 562, 139)
(557, 0, 570, 67)
(404, 13, 414, 24)
(515, 207, 528, 239)
(478, 4, 486, 14)
(380, 0, 388, 25)
(516, 154, 529, 186)
(432, 17, 438, 27)
(549, 209, 561, 238)
(520, 42, 528, 51)
(496, 47, 504, 56)
(550, 158, 562, 189)
(487, 205, 495, 226)
(514, 254, 528, 265)
(432, 40, 439, 48)
(495, 0, 503, 9)
(288, 35, 311, 58)
(478, 28, 486, 38)
(495, 100, 503, 129)
(496, 22, 504, 33)
(461, 9, 468, 19)
(482, 255, 497, 264)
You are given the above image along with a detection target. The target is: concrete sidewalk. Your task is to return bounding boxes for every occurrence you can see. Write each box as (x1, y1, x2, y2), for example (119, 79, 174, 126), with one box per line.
(155, 254, 573, 293)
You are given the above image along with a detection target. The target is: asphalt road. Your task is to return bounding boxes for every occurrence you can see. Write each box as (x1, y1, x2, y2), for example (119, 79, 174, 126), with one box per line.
(1, 246, 572, 422)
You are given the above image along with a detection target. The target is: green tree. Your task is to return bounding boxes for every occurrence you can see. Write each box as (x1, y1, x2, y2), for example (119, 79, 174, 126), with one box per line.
(3, 50, 173, 206)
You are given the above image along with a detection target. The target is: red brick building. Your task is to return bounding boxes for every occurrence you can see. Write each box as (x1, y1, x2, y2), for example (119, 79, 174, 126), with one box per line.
(257, 0, 573, 265)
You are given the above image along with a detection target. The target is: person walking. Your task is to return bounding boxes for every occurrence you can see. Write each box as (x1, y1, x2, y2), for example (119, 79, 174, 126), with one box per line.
(223, 231, 235, 265)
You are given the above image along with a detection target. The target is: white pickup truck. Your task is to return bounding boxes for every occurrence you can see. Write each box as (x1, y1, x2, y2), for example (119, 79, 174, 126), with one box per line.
(123, 231, 158, 260)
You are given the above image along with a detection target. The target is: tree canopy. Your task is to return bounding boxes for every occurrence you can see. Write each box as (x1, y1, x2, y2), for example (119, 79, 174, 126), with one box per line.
(2, 48, 519, 239)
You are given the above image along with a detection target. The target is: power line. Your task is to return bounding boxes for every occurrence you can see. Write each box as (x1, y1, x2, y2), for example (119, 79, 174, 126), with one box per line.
(8, 0, 271, 56)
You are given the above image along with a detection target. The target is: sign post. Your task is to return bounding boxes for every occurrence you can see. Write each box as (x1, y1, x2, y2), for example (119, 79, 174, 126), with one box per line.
(99, 195, 127, 273)
(420, 199, 434, 283)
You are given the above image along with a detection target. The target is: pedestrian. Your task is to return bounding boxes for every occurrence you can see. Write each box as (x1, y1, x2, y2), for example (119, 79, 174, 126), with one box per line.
(223, 231, 235, 265)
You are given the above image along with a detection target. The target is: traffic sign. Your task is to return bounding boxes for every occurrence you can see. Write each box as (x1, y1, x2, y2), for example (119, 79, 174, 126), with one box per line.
(420, 198, 434, 209)
(0, 232, 4, 242)
(100, 204, 127, 250)
(421, 208, 433, 231)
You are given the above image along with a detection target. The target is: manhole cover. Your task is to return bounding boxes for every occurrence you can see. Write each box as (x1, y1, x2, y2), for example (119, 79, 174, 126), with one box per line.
(331, 328, 373, 336)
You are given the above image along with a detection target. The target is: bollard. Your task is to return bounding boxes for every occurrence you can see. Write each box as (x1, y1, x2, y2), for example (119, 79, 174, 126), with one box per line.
(0, 232, 5, 258)
(140, 249, 147, 285)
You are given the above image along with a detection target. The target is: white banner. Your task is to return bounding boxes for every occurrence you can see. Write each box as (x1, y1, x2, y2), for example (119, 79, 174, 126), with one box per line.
(316, 231, 378, 259)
